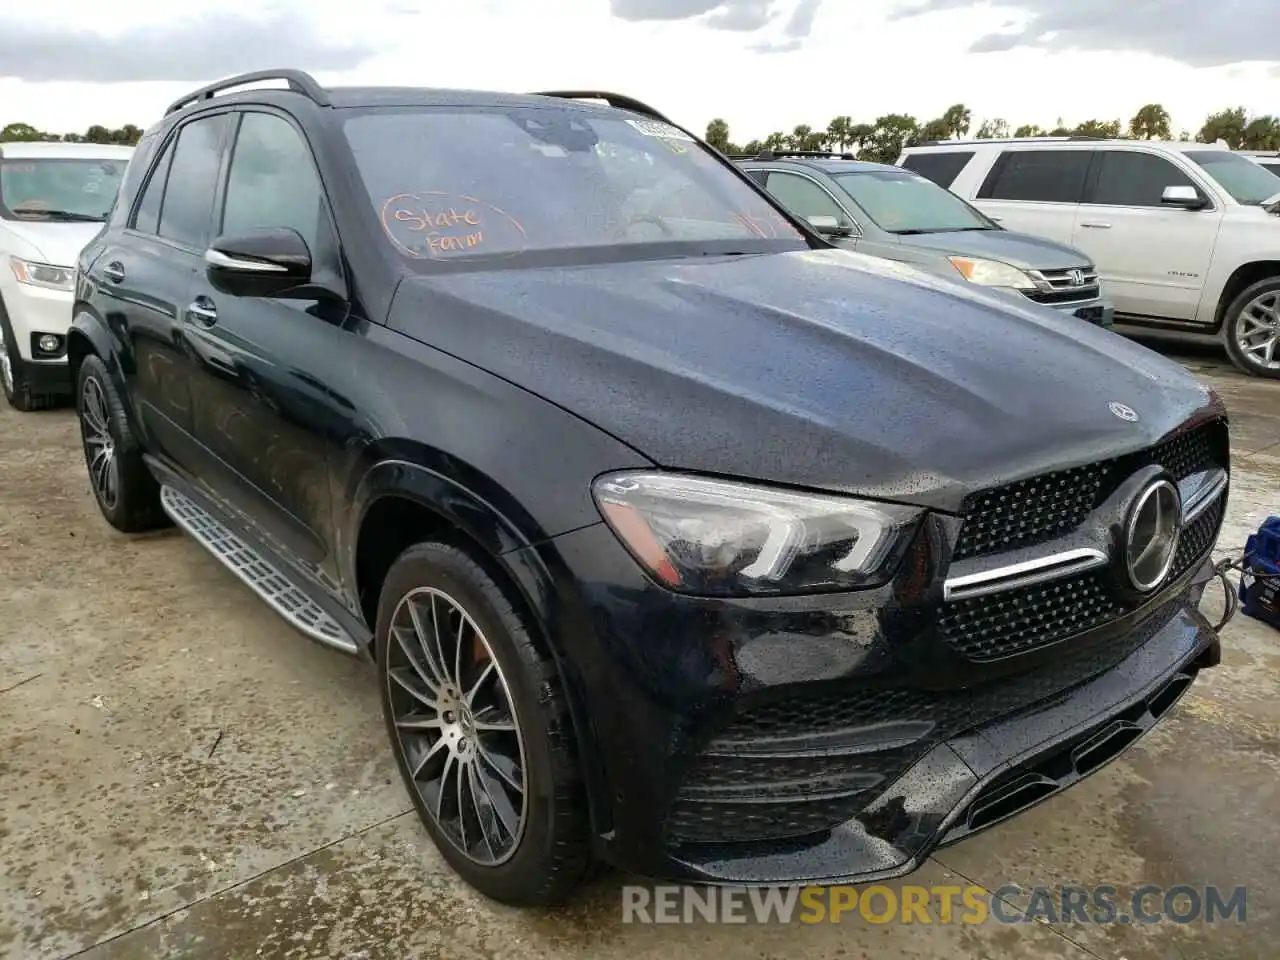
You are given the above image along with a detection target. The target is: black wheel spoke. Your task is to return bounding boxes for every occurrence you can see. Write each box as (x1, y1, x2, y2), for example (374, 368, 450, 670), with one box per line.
(386, 586, 528, 866)
(80, 377, 119, 509)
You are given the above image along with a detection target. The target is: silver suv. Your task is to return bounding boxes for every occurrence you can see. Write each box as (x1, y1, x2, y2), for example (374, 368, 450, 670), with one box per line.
(737, 151, 1113, 327)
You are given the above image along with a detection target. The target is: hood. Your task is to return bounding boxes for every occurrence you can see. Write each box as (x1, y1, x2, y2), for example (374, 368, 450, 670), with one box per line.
(893, 228, 1091, 271)
(1, 219, 104, 267)
(388, 248, 1218, 512)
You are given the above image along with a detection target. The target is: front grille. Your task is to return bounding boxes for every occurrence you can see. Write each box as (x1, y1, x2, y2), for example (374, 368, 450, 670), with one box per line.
(1024, 266, 1101, 305)
(941, 486, 1225, 662)
(953, 419, 1226, 562)
(666, 602, 1178, 847)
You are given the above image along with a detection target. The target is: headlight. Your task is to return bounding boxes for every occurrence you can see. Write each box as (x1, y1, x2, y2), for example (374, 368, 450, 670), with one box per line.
(592, 471, 921, 597)
(947, 256, 1037, 290)
(9, 257, 74, 292)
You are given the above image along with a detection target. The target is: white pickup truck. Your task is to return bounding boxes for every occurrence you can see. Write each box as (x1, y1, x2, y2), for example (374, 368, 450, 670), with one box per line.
(896, 138, 1280, 379)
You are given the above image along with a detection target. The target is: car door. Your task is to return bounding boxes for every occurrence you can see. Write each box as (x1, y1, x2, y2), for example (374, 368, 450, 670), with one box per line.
(759, 169, 860, 248)
(182, 108, 350, 582)
(88, 112, 231, 468)
(1071, 148, 1224, 323)
(971, 148, 1090, 245)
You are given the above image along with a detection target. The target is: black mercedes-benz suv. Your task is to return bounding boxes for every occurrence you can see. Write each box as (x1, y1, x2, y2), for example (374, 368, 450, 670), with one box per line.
(71, 70, 1228, 906)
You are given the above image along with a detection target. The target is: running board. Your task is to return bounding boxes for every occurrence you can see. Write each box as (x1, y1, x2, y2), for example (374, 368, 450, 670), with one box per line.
(159, 485, 359, 654)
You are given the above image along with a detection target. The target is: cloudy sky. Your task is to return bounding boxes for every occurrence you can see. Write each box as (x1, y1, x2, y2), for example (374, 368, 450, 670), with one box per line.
(2, 0, 1278, 140)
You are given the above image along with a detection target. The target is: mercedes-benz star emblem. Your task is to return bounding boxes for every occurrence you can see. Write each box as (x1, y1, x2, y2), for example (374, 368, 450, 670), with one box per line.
(1109, 401, 1139, 422)
(1124, 479, 1182, 592)
(1068, 269, 1086, 286)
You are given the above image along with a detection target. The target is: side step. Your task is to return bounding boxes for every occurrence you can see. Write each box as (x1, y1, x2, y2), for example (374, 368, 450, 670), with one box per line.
(159, 485, 359, 654)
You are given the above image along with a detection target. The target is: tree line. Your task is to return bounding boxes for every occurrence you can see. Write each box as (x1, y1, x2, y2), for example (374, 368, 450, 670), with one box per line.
(1, 122, 143, 145)
(5, 103, 1279, 163)
(705, 104, 1280, 164)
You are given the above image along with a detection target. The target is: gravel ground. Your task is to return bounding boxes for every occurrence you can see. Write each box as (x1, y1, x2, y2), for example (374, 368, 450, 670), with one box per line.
(1, 349, 1277, 960)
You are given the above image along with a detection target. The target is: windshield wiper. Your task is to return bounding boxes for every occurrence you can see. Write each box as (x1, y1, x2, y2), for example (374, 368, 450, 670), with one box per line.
(19, 210, 104, 223)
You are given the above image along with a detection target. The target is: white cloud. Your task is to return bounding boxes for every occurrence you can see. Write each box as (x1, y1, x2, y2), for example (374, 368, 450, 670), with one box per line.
(1, 0, 1279, 141)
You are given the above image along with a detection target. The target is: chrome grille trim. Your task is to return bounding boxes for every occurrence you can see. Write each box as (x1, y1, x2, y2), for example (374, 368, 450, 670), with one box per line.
(944, 547, 1109, 602)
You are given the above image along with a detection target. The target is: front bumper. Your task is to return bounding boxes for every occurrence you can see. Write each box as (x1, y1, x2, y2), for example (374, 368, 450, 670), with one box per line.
(0, 275, 73, 362)
(531, 516, 1220, 886)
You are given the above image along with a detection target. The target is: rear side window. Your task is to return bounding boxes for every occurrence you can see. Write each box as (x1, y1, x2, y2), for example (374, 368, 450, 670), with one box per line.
(978, 150, 1090, 203)
(1260, 160, 1280, 176)
(1088, 151, 1197, 207)
(108, 134, 156, 228)
(132, 138, 175, 235)
(157, 114, 230, 249)
(901, 151, 974, 188)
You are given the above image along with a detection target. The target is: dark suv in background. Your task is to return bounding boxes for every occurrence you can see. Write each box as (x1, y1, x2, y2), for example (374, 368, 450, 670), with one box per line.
(72, 70, 1227, 906)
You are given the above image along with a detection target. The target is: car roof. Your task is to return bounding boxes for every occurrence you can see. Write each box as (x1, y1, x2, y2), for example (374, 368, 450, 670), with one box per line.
(0, 141, 135, 159)
(736, 156, 904, 175)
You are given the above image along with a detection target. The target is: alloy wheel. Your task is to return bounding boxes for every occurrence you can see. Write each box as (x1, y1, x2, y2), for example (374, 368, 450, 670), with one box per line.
(1235, 291, 1280, 371)
(386, 587, 528, 866)
(80, 376, 119, 510)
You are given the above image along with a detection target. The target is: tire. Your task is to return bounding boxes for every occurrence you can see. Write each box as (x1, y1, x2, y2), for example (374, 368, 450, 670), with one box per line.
(376, 541, 592, 906)
(76, 354, 170, 532)
(1222, 276, 1280, 380)
(0, 297, 59, 412)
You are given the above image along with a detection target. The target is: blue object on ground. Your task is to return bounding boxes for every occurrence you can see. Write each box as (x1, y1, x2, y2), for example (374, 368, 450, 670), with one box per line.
(1239, 515, 1280, 631)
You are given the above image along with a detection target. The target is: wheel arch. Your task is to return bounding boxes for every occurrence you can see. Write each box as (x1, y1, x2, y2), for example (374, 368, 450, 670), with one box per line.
(346, 451, 613, 838)
(68, 308, 132, 412)
(1213, 260, 1280, 330)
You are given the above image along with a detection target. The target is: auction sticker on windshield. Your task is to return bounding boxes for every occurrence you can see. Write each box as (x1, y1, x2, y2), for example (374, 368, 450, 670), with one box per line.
(624, 118, 695, 142)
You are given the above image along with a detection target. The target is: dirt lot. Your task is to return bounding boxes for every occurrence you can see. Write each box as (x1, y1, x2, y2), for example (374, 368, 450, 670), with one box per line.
(2, 349, 1278, 960)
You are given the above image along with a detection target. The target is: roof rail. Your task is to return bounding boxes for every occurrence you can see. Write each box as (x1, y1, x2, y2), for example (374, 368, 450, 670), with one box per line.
(913, 135, 1109, 148)
(747, 149, 858, 161)
(530, 91, 670, 123)
(165, 69, 330, 116)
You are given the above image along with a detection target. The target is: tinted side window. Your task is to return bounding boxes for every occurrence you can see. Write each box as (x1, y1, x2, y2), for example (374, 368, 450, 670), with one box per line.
(978, 150, 1090, 203)
(109, 133, 156, 228)
(764, 171, 846, 221)
(132, 138, 175, 235)
(902, 151, 974, 188)
(1089, 151, 1197, 207)
(743, 169, 768, 186)
(157, 115, 229, 248)
(221, 112, 328, 255)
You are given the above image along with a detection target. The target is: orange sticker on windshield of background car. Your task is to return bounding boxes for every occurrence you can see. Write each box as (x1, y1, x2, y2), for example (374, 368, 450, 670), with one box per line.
(379, 191, 527, 259)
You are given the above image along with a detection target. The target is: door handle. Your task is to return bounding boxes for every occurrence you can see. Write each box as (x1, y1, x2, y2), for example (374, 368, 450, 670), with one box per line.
(103, 261, 125, 283)
(186, 298, 218, 328)
(1080, 222, 1112, 229)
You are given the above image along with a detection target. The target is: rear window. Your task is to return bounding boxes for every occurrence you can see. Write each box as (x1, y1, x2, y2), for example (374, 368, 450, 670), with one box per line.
(901, 151, 974, 188)
(977, 150, 1091, 204)
(343, 106, 804, 264)
(1259, 160, 1280, 177)
(0, 155, 129, 223)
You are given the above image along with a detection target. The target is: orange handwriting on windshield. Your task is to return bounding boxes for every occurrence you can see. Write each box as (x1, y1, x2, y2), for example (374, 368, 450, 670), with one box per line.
(379, 192, 526, 259)
(392, 206, 484, 253)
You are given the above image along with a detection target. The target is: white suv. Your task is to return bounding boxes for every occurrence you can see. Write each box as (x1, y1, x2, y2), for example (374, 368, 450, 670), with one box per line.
(1, 141, 133, 410)
(896, 138, 1280, 379)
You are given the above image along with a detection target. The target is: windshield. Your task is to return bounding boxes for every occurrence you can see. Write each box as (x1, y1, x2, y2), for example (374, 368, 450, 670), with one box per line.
(832, 169, 993, 233)
(0, 157, 126, 222)
(1185, 151, 1280, 205)
(343, 107, 804, 265)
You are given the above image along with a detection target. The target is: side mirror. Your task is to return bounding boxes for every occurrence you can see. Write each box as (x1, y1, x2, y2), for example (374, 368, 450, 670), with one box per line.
(205, 228, 312, 298)
(1161, 185, 1208, 210)
(806, 214, 853, 237)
